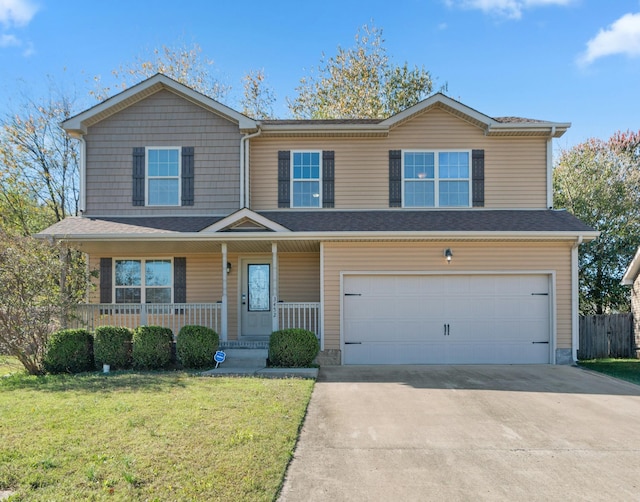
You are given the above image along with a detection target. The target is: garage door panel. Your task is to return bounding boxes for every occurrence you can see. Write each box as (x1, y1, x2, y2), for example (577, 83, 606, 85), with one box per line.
(343, 274, 551, 365)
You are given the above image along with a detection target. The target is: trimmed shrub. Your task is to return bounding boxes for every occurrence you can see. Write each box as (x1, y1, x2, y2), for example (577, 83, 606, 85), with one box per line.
(176, 325, 219, 369)
(132, 326, 173, 370)
(268, 328, 319, 367)
(93, 326, 133, 370)
(44, 329, 94, 374)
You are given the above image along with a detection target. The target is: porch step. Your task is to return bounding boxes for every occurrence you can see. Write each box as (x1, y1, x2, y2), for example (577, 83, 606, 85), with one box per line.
(220, 340, 269, 350)
(217, 347, 268, 369)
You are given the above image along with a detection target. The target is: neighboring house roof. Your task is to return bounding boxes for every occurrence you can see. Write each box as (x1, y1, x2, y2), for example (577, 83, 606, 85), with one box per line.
(62, 73, 258, 136)
(37, 210, 596, 240)
(622, 246, 640, 285)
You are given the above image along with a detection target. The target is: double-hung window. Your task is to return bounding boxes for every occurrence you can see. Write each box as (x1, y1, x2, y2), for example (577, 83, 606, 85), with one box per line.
(291, 151, 321, 208)
(114, 259, 173, 303)
(403, 150, 470, 207)
(147, 147, 181, 206)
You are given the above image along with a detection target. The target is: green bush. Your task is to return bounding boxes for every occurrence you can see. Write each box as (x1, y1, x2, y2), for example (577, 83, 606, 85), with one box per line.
(132, 326, 173, 370)
(93, 326, 133, 370)
(176, 325, 219, 369)
(268, 329, 319, 367)
(44, 329, 94, 374)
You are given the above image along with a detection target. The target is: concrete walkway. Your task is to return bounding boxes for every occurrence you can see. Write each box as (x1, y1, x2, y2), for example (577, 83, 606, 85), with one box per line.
(279, 365, 640, 501)
(200, 348, 318, 379)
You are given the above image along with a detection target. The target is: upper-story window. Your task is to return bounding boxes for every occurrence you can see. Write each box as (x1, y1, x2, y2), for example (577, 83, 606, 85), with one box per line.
(147, 147, 181, 206)
(403, 151, 470, 207)
(114, 258, 173, 303)
(292, 151, 321, 208)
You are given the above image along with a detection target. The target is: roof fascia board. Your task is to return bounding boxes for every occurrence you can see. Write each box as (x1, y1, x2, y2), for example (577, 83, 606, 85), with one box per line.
(621, 246, 640, 285)
(63, 74, 257, 135)
(380, 93, 496, 129)
(43, 230, 600, 243)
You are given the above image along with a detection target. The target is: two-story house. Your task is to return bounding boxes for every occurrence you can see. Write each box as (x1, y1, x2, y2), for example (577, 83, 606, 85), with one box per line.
(38, 74, 597, 365)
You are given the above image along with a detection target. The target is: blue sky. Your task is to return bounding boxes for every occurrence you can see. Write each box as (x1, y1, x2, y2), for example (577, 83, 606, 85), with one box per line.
(1, 0, 639, 150)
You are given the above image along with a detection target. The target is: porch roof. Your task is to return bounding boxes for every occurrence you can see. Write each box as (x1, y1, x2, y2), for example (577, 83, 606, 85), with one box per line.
(38, 209, 596, 239)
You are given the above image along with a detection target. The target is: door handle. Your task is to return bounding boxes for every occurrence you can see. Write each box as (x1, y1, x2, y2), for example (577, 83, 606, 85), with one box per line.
(242, 293, 246, 305)
(443, 324, 450, 336)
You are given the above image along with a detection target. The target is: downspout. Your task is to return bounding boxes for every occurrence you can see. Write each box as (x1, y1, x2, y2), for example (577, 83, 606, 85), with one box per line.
(546, 126, 556, 209)
(75, 134, 87, 214)
(240, 127, 262, 208)
(571, 235, 583, 363)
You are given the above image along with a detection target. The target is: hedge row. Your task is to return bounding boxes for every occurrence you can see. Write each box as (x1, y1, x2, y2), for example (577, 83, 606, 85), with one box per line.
(44, 325, 219, 374)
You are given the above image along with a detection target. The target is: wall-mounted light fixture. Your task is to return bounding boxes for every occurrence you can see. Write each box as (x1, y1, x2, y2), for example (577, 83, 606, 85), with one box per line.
(444, 248, 453, 264)
(226, 262, 232, 274)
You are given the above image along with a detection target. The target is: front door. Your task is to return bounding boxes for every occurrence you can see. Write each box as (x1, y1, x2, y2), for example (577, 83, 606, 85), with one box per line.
(240, 259, 272, 337)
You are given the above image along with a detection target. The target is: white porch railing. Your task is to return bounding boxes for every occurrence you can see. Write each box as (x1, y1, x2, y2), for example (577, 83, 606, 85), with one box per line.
(277, 302, 320, 338)
(68, 302, 319, 339)
(70, 303, 222, 336)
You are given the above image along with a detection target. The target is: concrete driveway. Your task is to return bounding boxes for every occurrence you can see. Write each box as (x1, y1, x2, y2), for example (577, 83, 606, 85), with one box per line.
(278, 365, 640, 501)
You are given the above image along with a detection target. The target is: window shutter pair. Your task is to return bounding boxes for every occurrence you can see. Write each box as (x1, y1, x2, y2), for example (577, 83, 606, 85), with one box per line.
(132, 147, 195, 206)
(277, 151, 335, 208)
(387, 149, 485, 207)
(99, 258, 187, 303)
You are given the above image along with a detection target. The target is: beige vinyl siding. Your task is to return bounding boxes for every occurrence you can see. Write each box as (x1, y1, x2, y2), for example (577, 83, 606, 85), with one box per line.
(250, 107, 548, 210)
(278, 253, 321, 302)
(322, 241, 573, 353)
(85, 90, 242, 216)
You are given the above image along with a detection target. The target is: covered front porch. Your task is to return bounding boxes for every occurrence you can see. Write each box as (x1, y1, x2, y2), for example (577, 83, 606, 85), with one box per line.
(68, 234, 321, 343)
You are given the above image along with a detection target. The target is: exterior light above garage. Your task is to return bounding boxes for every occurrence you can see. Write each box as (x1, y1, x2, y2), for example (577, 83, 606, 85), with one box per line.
(444, 248, 453, 264)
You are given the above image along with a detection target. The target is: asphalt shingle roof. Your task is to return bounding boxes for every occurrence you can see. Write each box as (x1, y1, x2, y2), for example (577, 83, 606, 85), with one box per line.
(37, 210, 594, 237)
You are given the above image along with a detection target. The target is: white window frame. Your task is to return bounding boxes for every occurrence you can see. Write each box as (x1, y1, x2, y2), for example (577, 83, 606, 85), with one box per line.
(145, 146, 181, 207)
(402, 149, 472, 208)
(113, 258, 174, 304)
(290, 150, 322, 208)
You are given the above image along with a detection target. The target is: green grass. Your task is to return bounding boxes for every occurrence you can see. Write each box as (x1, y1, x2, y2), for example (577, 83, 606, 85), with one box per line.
(578, 358, 640, 385)
(0, 369, 314, 501)
(0, 356, 24, 377)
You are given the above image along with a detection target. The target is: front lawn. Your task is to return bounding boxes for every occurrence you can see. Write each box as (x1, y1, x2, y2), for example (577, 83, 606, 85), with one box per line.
(0, 370, 314, 501)
(578, 358, 640, 385)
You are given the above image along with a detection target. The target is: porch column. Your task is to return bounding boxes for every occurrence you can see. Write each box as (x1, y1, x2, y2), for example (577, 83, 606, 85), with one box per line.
(221, 243, 228, 341)
(272, 242, 278, 332)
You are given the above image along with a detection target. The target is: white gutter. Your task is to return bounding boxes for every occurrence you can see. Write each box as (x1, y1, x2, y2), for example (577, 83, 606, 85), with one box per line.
(41, 229, 600, 243)
(240, 127, 262, 208)
(79, 136, 87, 214)
(547, 127, 556, 209)
(571, 235, 583, 362)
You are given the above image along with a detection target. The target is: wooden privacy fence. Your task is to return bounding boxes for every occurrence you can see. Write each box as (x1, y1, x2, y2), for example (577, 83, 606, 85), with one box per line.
(578, 314, 635, 359)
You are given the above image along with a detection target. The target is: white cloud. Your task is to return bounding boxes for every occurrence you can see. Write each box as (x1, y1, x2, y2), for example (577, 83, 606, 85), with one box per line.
(0, 0, 39, 27)
(445, 0, 573, 19)
(0, 32, 18, 46)
(579, 12, 640, 65)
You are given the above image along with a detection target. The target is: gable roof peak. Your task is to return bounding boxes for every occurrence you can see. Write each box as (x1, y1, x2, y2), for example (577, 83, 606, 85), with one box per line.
(62, 73, 258, 136)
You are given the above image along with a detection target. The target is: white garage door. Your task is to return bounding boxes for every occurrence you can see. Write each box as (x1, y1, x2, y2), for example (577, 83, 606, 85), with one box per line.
(343, 274, 551, 365)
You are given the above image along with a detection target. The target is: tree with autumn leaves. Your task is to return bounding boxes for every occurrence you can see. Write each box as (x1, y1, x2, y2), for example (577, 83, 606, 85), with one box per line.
(554, 131, 640, 314)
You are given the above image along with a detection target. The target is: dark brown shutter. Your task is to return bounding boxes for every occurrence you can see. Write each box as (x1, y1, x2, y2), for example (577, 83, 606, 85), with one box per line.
(322, 151, 335, 208)
(472, 149, 485, 207)
(174, 257, 187, 303)
(389, 150, 402, 207)
(132, 147, 145, 206)
(100, 258, 112, 303)
(181, 147, 195, 206)
(278, 151, 291, 208)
